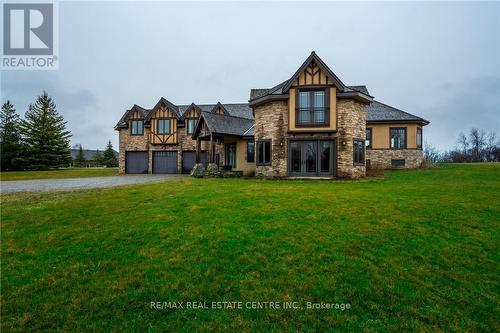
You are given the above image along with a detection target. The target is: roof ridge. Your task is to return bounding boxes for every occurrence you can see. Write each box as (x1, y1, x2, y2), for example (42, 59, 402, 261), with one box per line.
(177, 102, 249, 107)
(201, 110, 254, 121)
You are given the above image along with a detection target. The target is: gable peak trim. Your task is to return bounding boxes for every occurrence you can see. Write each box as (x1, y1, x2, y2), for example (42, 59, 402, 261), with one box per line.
(282, 51, 346, 93)
(211, 102, 229, 115)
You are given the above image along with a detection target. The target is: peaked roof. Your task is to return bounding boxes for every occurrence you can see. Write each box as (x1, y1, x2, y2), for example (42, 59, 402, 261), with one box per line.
(282, 51, 346, 92)
(211, 102, 229, 115)
(193, 111, 255, 138)
(249, 52, 372, 105)
(116, 101, 253, 129)
(367, 101, 429, 124)
(178, 103, 253, 119)
(180, 103, 202, 120)
(114, 104, 150, 129)
(145, 97, 180, 120)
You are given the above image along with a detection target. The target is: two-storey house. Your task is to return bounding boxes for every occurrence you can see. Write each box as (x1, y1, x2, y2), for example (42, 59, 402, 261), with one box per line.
(115, 52, 429, 178)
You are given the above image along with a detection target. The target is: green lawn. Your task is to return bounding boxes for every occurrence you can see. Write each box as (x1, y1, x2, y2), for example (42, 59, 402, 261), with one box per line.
(1, 164, 499, 332)
(0, 167, 119, 181)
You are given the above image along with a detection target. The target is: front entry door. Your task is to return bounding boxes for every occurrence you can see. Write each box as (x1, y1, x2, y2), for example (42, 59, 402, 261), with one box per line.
(225, 143, 236, 169)
(289, 140, 335, 177)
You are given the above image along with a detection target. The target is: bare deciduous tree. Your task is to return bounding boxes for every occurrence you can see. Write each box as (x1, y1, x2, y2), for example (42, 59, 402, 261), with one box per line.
(424, 142, 441, 163)
(456, 132, 469, 162)
(485, 132, 499, 162)
(469, 128, 487, 162)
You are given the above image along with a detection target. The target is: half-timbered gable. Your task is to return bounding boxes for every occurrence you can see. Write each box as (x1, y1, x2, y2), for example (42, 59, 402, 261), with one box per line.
(182, 103, 202, 136)
(211, 102, 229, 116)
(128, 108, 144, 120)
(283, 52, 348, 132)
(148, 98, 179, 145)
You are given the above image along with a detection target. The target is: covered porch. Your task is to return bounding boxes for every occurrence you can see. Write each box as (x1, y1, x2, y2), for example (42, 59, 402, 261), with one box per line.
(191, 112, 256, 176)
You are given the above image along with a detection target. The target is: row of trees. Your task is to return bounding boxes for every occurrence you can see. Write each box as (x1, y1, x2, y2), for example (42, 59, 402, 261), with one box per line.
(424, 128, 500, 163)
(0, 92, 117, 171)
(73, 141, 118, 168)
(1, 93, 71, 171)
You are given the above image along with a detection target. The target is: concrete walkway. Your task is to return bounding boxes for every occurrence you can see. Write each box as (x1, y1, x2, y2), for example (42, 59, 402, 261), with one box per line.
(0, 174, 185, 194)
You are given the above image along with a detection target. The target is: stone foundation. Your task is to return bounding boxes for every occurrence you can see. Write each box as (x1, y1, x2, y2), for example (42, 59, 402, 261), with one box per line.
(366, 149, 423, 169)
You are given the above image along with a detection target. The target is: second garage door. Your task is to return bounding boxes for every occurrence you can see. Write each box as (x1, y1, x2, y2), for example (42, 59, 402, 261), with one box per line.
(182, 151, 207, 174)
(152, 151, 178, 174)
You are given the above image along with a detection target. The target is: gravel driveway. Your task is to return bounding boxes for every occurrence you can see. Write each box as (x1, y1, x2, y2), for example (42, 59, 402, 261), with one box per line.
(0, 175, 185, 194)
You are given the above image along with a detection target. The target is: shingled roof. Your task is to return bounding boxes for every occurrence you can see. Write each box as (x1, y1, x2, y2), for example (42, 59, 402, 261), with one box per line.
(347, 85, 371, 96)
(196, 111, 255, 137)
(114, 104, 150, 129)
(367, 101, 429, 124)
(115, 102, 253, 129)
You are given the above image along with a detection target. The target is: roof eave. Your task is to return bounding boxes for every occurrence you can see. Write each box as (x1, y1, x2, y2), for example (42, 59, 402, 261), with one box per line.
(248, 94, 288, 107)
(366, 119, 430, 126)
(337, 91, 373, 104)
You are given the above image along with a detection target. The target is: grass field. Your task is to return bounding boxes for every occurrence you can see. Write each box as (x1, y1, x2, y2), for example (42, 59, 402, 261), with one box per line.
(1, 164, 499, 331)
(0, 168, 119, 181)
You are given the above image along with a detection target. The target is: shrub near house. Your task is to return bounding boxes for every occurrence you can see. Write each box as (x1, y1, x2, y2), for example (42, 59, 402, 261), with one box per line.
(115, 52, 429, 178)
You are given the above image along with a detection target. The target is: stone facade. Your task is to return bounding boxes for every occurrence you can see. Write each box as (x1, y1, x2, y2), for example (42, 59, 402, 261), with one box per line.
(254, 98, 368, 179)
(118, 127, 150, 174)
(254, 100, 288, 177)
(366, 149, 423, 169)
(336, 99, 367, 178)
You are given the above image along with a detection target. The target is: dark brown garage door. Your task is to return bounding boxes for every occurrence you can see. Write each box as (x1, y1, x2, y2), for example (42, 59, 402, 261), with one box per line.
(182, 151, 207, 174)
(125, 151, 148, 174)
(153, 151, 178, 174)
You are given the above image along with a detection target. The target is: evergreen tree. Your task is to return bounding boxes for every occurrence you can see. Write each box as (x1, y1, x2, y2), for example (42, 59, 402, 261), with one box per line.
(74, 145, 86, 167)
(103, 140, 118, 167)
(19, 92, 72, 170)
(93, 149, 103, 166)
(0, 100, 23, 170)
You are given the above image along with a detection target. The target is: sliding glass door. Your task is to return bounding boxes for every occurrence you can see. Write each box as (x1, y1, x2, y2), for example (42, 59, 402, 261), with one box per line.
(289, 140, 335, 177)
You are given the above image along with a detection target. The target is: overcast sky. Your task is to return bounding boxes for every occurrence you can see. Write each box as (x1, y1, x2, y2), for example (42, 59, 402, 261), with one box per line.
(1, 1, 499, 151)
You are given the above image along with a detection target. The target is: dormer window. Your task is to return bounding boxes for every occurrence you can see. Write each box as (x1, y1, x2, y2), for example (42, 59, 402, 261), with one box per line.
(186, 118, 197, 135)
(296, 89, 328, 126)
(157, 119, 171, 134)
(131, 120, 143, 135)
